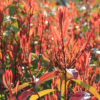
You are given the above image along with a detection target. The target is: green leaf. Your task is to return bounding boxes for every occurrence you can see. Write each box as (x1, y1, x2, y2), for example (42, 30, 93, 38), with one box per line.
(72, 79, 100, 100)
(74, 17, 81, 23)
(61, 95, 64, 100)
(29, 89, 55, 100)
(83, 25, 88, 32)
(9, 5, 16, 16)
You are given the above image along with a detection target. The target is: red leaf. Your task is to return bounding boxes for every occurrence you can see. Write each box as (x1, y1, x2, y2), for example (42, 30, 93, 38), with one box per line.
(80, 42, 87, 52)
(18, 89, 34, 100)
(29, 53, 32, 64)
(70, 91, 91, 100)
(2, 69, 13, 90)
(15, 80, 19, 94)
(37, 71, 58, 85)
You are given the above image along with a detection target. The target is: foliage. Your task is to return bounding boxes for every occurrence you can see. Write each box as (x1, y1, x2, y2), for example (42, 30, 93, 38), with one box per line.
(0, 0, 100, 100)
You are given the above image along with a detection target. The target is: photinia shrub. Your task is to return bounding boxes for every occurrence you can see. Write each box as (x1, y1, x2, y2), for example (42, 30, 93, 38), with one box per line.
(0, 0, 100, 100)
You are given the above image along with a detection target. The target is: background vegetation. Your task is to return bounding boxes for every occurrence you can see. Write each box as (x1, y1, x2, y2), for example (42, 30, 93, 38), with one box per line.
(0, 0, 100, 100)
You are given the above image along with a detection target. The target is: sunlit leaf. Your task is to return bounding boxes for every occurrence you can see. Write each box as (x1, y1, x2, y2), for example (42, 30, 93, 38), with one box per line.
(60, 69, 78, 80)
(12, 82, 29, 94)
(29, 89, 55, 100)
(37, 71, 58, 85)
(72, 79, 100, 100)
(17, 3, 24, 9)
(55, 69, 78, 94)
(42, 54, 50, 62)
(60, 72, 73, 80)
(56, 79, 70, 95)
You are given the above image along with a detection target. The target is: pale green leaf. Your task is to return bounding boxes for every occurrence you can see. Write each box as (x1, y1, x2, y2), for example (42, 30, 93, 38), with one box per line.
(29, 89, 55, 100)
(12, 82, 29, 94)
(72, 79, 100, 100)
